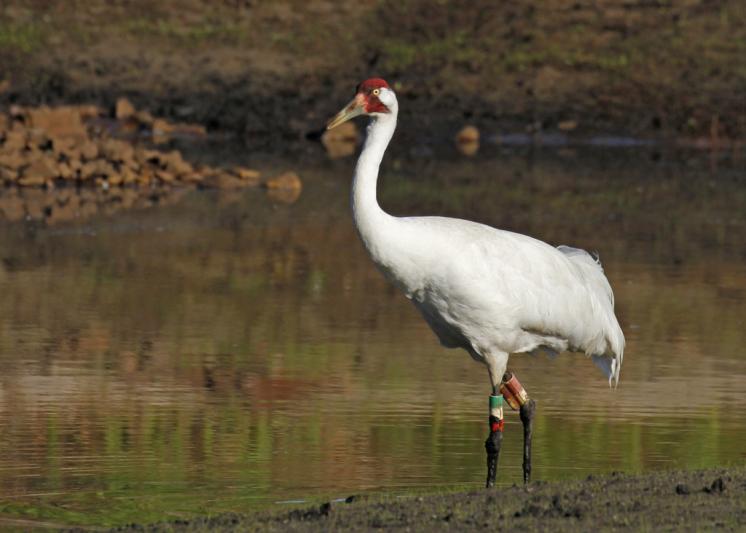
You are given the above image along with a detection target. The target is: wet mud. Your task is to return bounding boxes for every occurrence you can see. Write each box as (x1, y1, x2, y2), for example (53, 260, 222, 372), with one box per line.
(89, 467, 746, 532)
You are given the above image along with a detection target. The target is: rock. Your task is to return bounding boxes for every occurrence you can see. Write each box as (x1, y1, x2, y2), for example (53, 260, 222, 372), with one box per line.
(79, 161, 99, 180)
(79, 141, 99, 161)
(152, 118, 174, 135)
(558, 119, 578, 131)
(263, 171, 302, 191)
(27, 128, 51, 149)
(152, 118, 174, 144)
(176, 123, 207, 136)
(180, 171, 204, 184)
(322, 122, 358, 159)
(200, 172, 245, 189)
(137, 169, 154, 185)
(78, 105, 104, 119)
(101, 138, 135, 163)
(19, 158, 56, 186)
(455, 126, 480, 156)
(118, 117, 141, 135)
(134, 110, 154, 127)
(0, 166, 18, 183)
(455, 125, 480, 144)
(27, 106, 88, 140)
(122, 155, 140, 171)
(233, 166, 261, 184)
(120, 166, 138, 184)
(93, 159, 115, 178)
(0, 151, 28, 171)
(115, 98, 136, 120)
(51, 136, 79, 159)
(161, 150, 192, 175)
(156, 170, 175, 183)
(57, 162, 73, 180)
(137, 148, 163, 166)
(3, 130, 27, 151)
(107, 173, 124, 187)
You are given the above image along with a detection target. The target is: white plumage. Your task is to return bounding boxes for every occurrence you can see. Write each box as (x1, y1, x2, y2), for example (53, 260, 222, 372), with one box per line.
(332, 81, 625, 394)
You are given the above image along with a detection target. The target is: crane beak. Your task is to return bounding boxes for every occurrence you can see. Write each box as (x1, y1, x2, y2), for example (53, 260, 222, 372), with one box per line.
(326, 95, 365, 130)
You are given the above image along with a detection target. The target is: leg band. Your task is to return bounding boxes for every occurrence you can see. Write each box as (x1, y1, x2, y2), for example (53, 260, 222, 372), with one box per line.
(489, 394, 504, 432)
(500, 372, 529, 411)
(485, 394, 504, 488)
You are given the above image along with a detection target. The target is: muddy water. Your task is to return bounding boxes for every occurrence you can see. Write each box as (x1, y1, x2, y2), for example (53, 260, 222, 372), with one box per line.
(0, 146, 744, 526)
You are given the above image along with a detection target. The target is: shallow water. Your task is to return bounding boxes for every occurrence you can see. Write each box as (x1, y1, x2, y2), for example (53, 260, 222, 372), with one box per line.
(0, 145, 744, 526)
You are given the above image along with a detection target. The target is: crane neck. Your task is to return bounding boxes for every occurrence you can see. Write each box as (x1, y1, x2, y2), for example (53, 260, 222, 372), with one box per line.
(352, 112, 397, 246)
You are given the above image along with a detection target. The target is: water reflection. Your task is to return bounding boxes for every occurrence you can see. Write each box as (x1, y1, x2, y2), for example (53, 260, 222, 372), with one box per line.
(0, 147, 744, 526)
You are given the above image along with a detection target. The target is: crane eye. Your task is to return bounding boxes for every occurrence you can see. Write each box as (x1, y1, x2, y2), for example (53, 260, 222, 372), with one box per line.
(372, 88, 380, 96)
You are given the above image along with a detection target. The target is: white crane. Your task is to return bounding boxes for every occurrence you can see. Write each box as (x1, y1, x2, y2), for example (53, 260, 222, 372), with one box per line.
(326, 78, 625, 487)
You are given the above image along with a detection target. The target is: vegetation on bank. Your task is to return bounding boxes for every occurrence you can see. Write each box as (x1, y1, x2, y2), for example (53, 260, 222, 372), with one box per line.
(78, 466, 746, 531)
(0, 0, 744, 142)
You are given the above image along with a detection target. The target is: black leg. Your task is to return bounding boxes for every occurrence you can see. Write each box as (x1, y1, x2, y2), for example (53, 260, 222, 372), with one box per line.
(500, 371, 535, 485)
(519, 398, 536, 484)
(485, 394, 504, 488)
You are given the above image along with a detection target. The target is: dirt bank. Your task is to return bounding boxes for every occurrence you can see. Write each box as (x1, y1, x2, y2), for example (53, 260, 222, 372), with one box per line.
(87, 466, 746, 532)
(1, 1, 745, 147)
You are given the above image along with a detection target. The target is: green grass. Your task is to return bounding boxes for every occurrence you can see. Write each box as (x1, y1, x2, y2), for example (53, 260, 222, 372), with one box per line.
(0, 21, 46, 53)
(123, 17, 246, 46)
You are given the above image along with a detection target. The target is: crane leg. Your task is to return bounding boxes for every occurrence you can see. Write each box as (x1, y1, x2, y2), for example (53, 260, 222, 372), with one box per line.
(520, 398, 536, 484)
(484, 391, 503, 488)
(501, 372, 536, 484)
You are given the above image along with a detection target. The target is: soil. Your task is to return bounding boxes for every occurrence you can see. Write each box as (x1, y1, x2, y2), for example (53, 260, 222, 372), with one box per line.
(1, 1, 745, 148)
(76, 467, 746, 532)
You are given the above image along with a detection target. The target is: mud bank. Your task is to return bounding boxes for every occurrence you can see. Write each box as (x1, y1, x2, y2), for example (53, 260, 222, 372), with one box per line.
(1, 1, 745, 146)
(88, 467, 746, 532)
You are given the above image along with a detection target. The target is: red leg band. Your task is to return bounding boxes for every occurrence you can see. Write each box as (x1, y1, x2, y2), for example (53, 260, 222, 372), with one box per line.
(500, 372, 529, 411)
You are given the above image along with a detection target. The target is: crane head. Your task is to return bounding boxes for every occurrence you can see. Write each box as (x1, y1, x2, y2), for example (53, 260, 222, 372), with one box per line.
(327, 78, 394, 130)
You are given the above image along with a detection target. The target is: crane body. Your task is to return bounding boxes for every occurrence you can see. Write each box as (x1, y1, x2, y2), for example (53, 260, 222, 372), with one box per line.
(327, 78, 625, 487)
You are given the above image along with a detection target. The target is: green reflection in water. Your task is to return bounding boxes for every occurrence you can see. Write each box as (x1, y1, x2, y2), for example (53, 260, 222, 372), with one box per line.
(0, 148, 744, 527)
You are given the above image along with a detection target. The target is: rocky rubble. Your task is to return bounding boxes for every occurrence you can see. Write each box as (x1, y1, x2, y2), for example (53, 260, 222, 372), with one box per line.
(0, 101, 259, 189)
(0, 100, 301, 222)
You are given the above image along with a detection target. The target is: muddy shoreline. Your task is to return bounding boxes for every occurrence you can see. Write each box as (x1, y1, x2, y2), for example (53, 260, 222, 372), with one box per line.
(2, 1, 745, 147)
(77, 466, 744, 532)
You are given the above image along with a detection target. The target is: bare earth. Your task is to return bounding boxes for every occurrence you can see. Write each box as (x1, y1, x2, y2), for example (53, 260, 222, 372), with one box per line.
(1, 1, 745, 145)
(93, 467, 746, 532)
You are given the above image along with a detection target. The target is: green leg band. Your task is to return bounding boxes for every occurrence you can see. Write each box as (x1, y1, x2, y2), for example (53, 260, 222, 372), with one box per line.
(489, 394, 504, 432)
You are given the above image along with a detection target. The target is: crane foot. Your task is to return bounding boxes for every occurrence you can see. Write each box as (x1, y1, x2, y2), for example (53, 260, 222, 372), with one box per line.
(485, 394, 504, 488)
